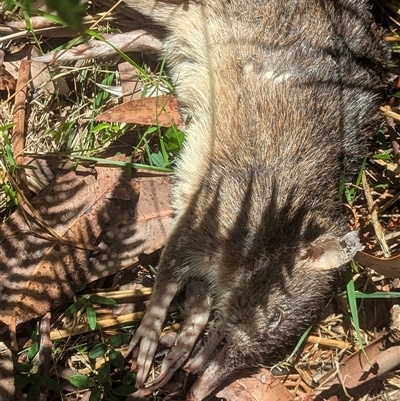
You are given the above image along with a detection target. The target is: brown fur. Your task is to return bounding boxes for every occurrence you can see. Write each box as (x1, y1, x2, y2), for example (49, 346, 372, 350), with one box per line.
(123, 1, 389, 399)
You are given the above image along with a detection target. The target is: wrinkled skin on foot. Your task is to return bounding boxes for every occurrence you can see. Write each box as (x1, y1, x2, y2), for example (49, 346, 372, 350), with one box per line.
(123, 0, 389, 399)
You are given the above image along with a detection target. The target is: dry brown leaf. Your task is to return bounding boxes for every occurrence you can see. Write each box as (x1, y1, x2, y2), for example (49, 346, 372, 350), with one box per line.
(318, 333, 400, 391)
(13, 59, 31, 198)
(88, 175, 174, 281)
(0, 167, 173, 327)
(24, 156, 76, 194)
(0, 66, 16, 92)
(216, 369, 294, 401)
(95, 95, 183, 128)
(373, 157, 400, 174)
(3, 46, 69, 95)
(355, 251, 400, 278)
(30, 57, 70, 95)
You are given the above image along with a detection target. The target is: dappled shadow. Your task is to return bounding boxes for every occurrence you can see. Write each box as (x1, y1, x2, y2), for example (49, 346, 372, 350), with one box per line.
(0, 165, 173, 325)
(0, 0, 391, 398)
(122, 0, 390, 397)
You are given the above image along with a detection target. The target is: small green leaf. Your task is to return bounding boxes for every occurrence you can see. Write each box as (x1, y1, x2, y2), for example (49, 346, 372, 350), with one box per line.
(64, 298, 87, 315)
(345, 264, 364, 348)
(103, 380, 112, 395)
(26, 383, 40, 401)
(89, 342, 109, 359)
(110, 333, 131, 348)
(145, 126, 159, 134)
(286, 324, 312, 361)
(344, 157, 366, 206)
(97, 362, 111, 384)
(91, 123, 111, 133)
(163, 126, 185, 151)
(373, 152, 393, 161)
(374, 183, 389, 190)
(39, 376, 63, 391)
(88, 295, 116, 306)
(5, 144, 16, 167)
(342, 291, 400, 299)
(0, 122, 16, 131)
(16, 362, 31, 373)
(109, 349, 124, 370)
(112, 384, 137, 396)
(15, 373, 36, 388)
(70, 374, 96, 389)
(86, 303, 97, 331)
(89, 387, 102, 401)
(375, 129, 389, 149)
(122, 373, 136, 385)
(150, 151, 167, 168)
(28, 342, 39, 360)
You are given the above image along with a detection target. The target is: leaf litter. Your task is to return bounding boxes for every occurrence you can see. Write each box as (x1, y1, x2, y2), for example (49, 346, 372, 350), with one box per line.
(0, 164, 173, 326)
(0, 1, 400, 401)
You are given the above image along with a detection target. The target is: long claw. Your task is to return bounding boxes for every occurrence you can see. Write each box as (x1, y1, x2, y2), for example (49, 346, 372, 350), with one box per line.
(125, 283, 179, 388)
(148, 281, 212, 389)
(190, 319, 224, 374)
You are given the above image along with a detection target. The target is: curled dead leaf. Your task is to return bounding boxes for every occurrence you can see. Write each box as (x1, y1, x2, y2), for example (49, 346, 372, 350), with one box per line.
(355, 251, 400, 278)
(318, 333, 400, 391)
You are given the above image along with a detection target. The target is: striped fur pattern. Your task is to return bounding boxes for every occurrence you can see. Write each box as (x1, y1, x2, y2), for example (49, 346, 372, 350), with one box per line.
(123, 1, 388, 399)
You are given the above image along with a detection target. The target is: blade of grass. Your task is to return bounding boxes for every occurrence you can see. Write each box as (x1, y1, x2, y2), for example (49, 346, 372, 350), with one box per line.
(345, 262, 364, 347)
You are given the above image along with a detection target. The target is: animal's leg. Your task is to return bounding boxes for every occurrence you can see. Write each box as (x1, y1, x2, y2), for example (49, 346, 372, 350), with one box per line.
(146, 280, 211, 388)
(189, 318, 224, 374)
(125, 277, 179, 388)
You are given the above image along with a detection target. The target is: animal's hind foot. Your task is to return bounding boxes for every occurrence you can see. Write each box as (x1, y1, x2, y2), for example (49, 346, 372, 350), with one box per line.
(146, 281, 212, 388)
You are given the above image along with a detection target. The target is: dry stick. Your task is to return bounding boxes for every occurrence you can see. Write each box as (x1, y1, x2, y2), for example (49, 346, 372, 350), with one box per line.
(38, 313, 52, 401)
(391, 20, 400, 31)
(306, 335, 348, 350)
(12, 59, 31, 200)
(50, 312, 145, 341)
(86, 288, 153, 302)
(362, 172, 391, 258)
(377, 191, 400, 214)
(2, 56, 59, 108)
(380, 106, 400, 122)
(89, 0, 124, 30)
(50, 306, 177, 341)
(385, 115, 400, 167)
(385, 36, 400, 43)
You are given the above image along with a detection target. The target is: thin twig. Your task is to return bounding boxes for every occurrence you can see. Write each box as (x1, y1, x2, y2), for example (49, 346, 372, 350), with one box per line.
(0, 12, 123, 42)
(39, 313, 52, 401)
(380, 106, 400, 122)
(12, 59, 31, 199)
(362, 172, 391, 258)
